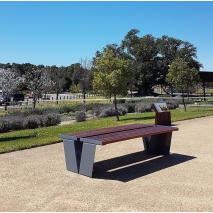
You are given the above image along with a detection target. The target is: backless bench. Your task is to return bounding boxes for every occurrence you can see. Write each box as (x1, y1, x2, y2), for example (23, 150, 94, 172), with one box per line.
(59, 123, 178, 177)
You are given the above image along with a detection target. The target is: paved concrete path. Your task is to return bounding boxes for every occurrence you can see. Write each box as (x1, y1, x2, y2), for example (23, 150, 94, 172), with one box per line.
(1, 116, 213, 211)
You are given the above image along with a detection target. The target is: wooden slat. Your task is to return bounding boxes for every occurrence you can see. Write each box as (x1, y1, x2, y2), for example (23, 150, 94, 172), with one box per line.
(67, 123, 153, 138)
(81, 125, 178, 145)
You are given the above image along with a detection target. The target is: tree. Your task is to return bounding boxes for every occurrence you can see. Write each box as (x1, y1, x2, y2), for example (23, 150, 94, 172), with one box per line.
(157, 36, 203, 87)
(0, 70, 24, 111)
(122, 30, 203, 96)
(49, 65, 66, 105)
(122, 30, 159, 96)
(64, 64, 76, 91)
(72, 58, 92, 102)
(166, 58, 200, 111)
(42, 67, 54, 99)
(93, 48, 132, 121)
(26, 68, 46, 109)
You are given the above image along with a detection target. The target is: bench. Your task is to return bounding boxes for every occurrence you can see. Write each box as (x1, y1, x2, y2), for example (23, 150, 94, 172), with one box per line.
(59, 123, 178, 177)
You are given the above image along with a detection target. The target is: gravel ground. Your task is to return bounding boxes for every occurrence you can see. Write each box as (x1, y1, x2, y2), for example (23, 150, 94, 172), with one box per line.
(1, 116, 213, 212)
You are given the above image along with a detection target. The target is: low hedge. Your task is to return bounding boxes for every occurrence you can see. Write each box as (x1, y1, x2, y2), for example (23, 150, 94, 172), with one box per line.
(0, 112, 61, 133)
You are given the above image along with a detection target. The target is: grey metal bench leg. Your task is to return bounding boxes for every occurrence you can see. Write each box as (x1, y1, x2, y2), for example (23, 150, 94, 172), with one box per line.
(142, 132, 172, 155)
(63, 139, 96, 177)
(79, 143, 96, 177)
(63, 139, 83, 174)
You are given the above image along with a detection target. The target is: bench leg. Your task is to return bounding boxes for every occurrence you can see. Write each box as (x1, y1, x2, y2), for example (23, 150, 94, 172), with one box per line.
(79, 143, 96, 177)
(63, 139, 83, 173)
(63, 139, 96, 177)
(142, 132, 172, 155)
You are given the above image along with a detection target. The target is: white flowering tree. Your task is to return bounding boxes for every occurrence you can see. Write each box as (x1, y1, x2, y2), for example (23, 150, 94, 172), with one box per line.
(26, 68, 46, 109)
(0, 70, 24, 111)
(41, 66, 55, 99)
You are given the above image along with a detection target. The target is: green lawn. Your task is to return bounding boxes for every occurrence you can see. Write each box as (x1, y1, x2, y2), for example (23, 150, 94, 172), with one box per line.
(0, 107, 213, 154)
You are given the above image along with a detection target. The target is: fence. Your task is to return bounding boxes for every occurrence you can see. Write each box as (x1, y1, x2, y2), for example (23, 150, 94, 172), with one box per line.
(2, 95, 212, 111)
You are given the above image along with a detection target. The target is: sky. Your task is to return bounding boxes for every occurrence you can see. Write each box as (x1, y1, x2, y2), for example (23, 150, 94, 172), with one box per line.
(0, 1, 213, 71)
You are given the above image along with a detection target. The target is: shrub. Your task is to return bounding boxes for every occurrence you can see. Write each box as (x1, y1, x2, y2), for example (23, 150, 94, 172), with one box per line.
(175, 99, 194, 105)
(156, 99, 179, 110)
(135, 102, 152, 113)
(59, 105, 73, 114)
(68, 111, 75, 116)
(113, 99, 126, 104)
(98, 105, 127, 118)
(23, 115, 41, 129)
(126, 99, 143, 104)
(43, 113, 61, 127)
(85, 103, 105, 111)
(0, 119, 12, 133)
(75, 111, 86, 122)
(61, 112, 68, 117)
(134, 98, 179, 113)
(123, 103, 136, 113)
(87, 110, 93, 114)
(0, 114, 25, 132)
(10, 117, 24, 131)
(164, 99, 179, 109)
(117, 105, 128, 115)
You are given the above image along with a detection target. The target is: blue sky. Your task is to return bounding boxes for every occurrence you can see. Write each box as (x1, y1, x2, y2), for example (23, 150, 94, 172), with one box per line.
(0, 1, 213, 71)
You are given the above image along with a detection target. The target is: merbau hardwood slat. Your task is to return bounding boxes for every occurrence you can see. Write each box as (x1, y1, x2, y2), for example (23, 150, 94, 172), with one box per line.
(81, 125, 178, 145)
(68, 123, 153, 138)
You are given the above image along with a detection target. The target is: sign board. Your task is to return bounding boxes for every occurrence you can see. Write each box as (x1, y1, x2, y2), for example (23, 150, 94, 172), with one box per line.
(153, 103, 169, 113)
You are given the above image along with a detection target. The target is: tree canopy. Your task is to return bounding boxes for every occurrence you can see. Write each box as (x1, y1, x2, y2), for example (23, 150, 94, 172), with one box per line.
(166, 57, 200, 111)
(93, 47, 132, 120)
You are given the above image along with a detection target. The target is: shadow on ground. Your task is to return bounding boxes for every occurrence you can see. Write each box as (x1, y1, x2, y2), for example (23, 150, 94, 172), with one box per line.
(0, 135, 37, 142)
(93, 151, 196, 182)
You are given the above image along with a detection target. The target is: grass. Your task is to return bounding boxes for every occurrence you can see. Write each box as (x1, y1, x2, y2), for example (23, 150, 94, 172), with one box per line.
(0, 107, 213, 154)
(0, 110, 6, 116)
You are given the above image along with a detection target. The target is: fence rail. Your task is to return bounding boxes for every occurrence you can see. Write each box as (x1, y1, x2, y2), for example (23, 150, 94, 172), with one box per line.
(1, 95, 212, 110)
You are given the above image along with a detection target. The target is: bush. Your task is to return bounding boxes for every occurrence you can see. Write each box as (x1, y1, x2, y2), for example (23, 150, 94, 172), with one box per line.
(155, 98, 179, 110)
(123, 103, 136, 113)
(85, 103, 105, 111)
(0, 119, 12, 133)
(126, 99, 143, 104)
(68, 111, 75, 116)
(164, 99, 179, 109)
(135, 102, 152, 113)
(87, 110, 93, 114)
(98, 105, 127, 118)
(134, 98, 179, 113)
(175, 99, 194, 105)
(117, 105, 128, 115)
(113, 99, 126, 104)
(75, 111, 86, 122)
(23, 115, 42, 129)
(10, 117, 24, 131)
(43, 113, 61, 127)
(59, 105, 74, 114)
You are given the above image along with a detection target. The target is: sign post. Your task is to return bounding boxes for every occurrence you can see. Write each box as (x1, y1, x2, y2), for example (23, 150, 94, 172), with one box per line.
(152, 103, 171, 126)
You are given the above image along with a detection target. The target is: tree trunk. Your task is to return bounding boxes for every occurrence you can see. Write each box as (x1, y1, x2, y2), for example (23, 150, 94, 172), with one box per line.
(4, 94, 8, 111)
(136, 83, 150, 96)
(182, 89, 186, 112)
(83, 86, 86, 104)
(130, 84, 133, 98)
(203, 81, 206, 101)
(137, 85, 146, 96)
(113, 93, 119, 121)
(56, 89, 59, 105)
(33, 96, 36, 109)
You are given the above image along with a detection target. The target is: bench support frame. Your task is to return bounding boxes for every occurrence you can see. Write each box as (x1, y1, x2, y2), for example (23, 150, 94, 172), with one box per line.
(62, 131, 173, 177)
(63, 139, 96, 177)
(143, 132, 172, 155)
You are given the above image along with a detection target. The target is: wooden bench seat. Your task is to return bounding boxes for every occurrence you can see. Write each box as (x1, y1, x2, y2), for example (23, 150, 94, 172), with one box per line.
(59, 123, 178, 177)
